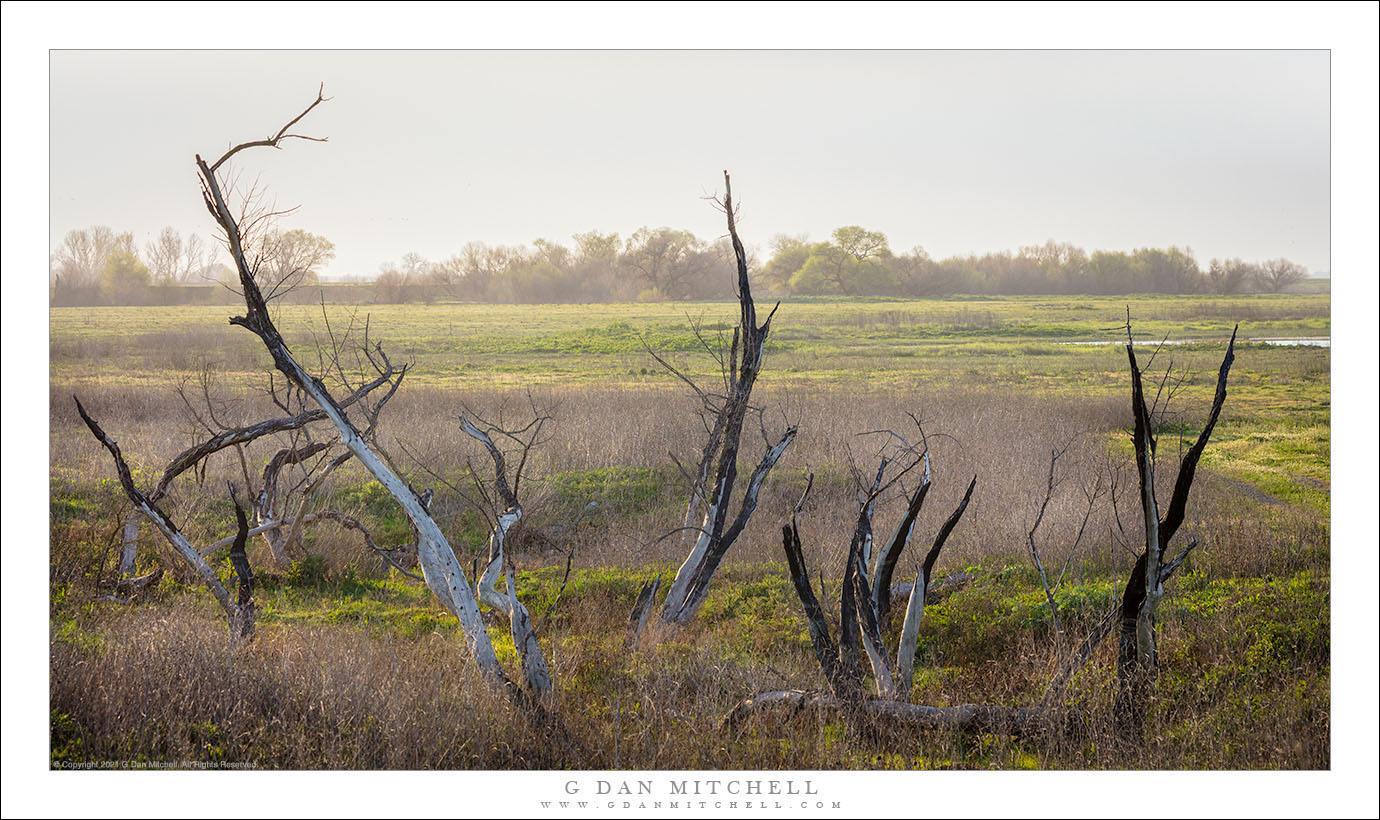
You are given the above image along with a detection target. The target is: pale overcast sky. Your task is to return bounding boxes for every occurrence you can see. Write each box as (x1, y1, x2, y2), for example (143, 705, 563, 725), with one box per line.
(50, 49, 1330, 277)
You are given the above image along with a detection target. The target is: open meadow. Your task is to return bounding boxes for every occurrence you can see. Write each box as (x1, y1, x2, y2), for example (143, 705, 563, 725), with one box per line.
(49, 293, 1330, 769)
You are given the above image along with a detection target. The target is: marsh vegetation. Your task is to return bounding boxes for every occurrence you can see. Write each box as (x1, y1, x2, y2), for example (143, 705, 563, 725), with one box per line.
(49, 290, 1329, 769)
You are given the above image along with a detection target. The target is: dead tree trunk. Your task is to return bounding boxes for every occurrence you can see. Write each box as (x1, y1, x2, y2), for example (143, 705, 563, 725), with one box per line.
(733, 437, 974, 711)
(461, 411, 554, 696)
(254, 440, 330, 567)
(652, 171, 796, 625)
(76, 399, 251, 638)
(1114, 323, 1236, 735)
(192, 88, 512, 686)
(728, 452, 986, 734)
(226, 483, 257, 639)
(113, 363, 398, 584)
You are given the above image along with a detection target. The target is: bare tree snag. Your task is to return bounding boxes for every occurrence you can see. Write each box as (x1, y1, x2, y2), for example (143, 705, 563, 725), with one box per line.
(75, 398, 248, 637)
(193, 89, 508, 686)
(1041, 537, 1200, 709)
(226, 483, 256, 639)
(895, 475, 976, 698)
(729, 321, 1237, 741)
(460, 411, 553, 696)
(720, 687, 1046, 735)
(886, 570, 976, 607)
(654, 172, 796, 625)
(1114, 322, 1235, 735)
(626, 574, 661, 647)
(115, 361, 399, 580)
(736, 440, 982, 735)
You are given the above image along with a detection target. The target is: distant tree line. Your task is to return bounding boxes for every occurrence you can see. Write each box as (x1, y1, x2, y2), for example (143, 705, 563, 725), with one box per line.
(760, 231, 1311, 297)
(52, 223, 1312, 306)
(49, 226, 335, 306)
(373, 229, 1312, 303)
(369, 228, 743, 305)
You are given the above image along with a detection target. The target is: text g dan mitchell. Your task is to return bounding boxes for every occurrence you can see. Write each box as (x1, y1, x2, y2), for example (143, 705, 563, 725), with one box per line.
(564, 779, 821, 797)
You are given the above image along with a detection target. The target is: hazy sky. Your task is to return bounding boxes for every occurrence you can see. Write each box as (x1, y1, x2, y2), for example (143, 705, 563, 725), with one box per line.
(50, 50, 1330, 277)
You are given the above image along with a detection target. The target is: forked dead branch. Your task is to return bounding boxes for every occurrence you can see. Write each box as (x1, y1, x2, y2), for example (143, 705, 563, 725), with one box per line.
(629, 171, 797, 634)
(1114, 317, 1237, 735)
(721, 437, 1020, 734)
(76, 89, 570, 721)
(107, 354, 403, 591)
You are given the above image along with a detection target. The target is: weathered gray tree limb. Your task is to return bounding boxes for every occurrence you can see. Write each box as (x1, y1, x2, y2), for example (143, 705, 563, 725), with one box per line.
(656, 171, 794, 625)
(194, 95, 506, 685)
(207, 83, 328, 173)
(75, 398, 245, 636)
(462, 413, 553, 695)
(895, 475, 976, 699)
(852, 555, 897, 699)
(722, 689, 1045, 737)
(888, 570, 976, 606)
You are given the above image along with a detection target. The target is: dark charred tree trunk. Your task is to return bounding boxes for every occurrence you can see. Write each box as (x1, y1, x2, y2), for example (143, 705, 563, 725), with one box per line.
(728, 456, 986, 736)
(1114, 323, 1235, 736)
(76, 398, 249, 638)
(655, 172, 796, 625)
(227, 483, 257, 639)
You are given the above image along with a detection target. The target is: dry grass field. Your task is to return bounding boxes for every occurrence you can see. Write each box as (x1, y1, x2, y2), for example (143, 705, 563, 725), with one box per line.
(48, 293, 1330, 769)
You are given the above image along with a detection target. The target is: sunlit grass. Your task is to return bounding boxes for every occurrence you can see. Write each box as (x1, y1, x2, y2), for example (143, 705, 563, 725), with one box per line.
(48, 293, 1329, 769)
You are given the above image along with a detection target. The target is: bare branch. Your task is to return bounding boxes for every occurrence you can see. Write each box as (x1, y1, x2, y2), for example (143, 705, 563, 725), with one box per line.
(1160, 327, 1237, 545)
(75, 397, 241, 633)
(656, 172, 795, 625)
(1027, 447, 1070, 657)
(209, 83, 329, 173)
(197, 88, 508, 686)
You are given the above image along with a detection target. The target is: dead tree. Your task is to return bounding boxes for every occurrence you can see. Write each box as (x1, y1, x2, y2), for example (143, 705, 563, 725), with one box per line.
(1114, 321, 1236, 735)
(724, 388, 1223, 738)
(723, 436, 1028, 735)
(75, 86, 570, 720)
(636, 171, 796, 628)
(226, 482, 257, 639)
(103, 337, 411, 597)
(1022, 441, 1108, 661)
(185, 86, 553, 693)
(458, 404, 554, 695)
(76, 396, 256, 638)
